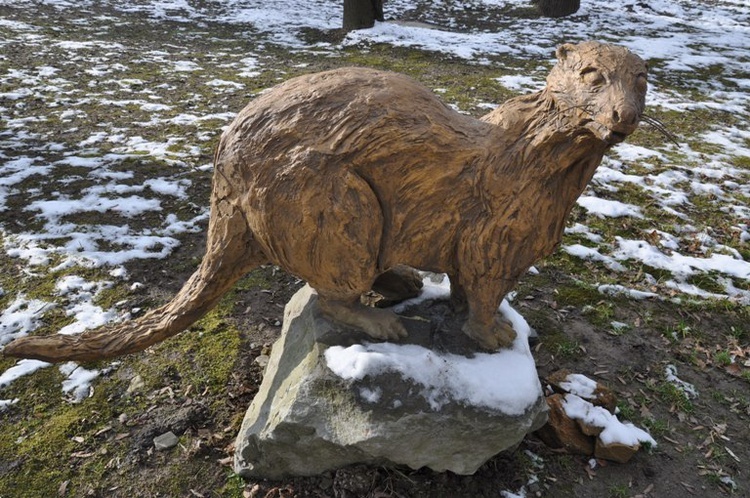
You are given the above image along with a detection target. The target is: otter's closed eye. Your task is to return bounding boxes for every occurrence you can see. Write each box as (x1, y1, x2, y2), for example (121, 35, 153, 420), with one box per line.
(580, 67, 605, 87)
(636, 73, 648, 93)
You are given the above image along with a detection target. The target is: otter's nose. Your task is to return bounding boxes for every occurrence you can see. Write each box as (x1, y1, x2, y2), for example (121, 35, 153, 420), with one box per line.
(610, 106, 639, 135)
(612, 107, 638, 128)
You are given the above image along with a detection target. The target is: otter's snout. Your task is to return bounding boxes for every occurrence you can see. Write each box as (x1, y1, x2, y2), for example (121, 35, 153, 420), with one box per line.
(612, 106, 638, 130)
(598, 96, 643, 144)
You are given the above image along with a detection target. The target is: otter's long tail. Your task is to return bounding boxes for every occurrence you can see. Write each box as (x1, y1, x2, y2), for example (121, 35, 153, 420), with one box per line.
(3, 205, 266, 363)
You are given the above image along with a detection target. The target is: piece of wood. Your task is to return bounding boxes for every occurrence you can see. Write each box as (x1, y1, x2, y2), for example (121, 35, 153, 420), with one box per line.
(4, 41, 648, 363)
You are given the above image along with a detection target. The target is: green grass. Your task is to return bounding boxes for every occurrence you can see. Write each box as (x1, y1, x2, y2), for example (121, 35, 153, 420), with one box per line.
(713, 350, 733, 367)
(608, 484, 630, 498)
(654, 381, 694, 414)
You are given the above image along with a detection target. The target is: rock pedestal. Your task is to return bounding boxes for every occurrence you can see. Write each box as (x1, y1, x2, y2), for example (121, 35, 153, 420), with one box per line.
(234, 284, 548, 479)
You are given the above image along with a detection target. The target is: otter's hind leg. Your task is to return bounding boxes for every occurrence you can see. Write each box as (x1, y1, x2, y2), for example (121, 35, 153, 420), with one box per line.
(271, 168, 407, 341)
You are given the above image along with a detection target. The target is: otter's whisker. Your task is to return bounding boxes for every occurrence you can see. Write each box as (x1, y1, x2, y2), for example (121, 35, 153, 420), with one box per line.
(641, 113, 680, 147)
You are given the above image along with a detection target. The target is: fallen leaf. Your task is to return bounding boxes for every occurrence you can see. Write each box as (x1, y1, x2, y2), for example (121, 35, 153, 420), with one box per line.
(725, 363, 742, 377)
(639, 404, 652, 418)
(94, 425, 113, 437)
(725, 446, 740, 463)
(70, 451, 95, 459)
(663, 435, 681, 445)
(680, 482, 696, 495)
(244, 484, 262, 498)
(584, 464, 596, 480)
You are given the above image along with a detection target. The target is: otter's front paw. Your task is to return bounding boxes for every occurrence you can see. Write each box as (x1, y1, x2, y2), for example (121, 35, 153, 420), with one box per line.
(462, 316, 517, 350)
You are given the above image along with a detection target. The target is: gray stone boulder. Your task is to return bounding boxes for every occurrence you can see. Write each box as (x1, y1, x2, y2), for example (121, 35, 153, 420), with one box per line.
(234, 282, 547, 479)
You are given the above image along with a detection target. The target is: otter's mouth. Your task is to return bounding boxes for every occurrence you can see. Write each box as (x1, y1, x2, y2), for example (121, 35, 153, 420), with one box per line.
(605, 131, 628, 145)
(584, 120, 630, 146)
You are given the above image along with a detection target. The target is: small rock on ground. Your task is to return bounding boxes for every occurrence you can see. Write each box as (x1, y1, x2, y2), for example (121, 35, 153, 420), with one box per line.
(154, 431, 179, 450)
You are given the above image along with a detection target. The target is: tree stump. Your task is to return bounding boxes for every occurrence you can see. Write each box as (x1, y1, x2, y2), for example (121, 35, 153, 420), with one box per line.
(535, 0, 580, 18)
(343, 0, 384, 31)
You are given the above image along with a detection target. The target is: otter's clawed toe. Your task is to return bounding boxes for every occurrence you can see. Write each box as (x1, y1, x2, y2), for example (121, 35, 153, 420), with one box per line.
(462, 317, 517, 351)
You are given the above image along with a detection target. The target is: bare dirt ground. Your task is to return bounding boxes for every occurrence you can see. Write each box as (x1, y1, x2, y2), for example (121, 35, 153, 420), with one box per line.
(0, 2, 748, 497)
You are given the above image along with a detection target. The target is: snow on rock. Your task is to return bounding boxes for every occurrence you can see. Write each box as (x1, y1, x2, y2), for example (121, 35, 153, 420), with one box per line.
(558, 374, 598, 400)
(325, 277, 541, 416)
(562, 394, 656, 448)
(326, 341, 540, 414)
(236, 283, 548, 477)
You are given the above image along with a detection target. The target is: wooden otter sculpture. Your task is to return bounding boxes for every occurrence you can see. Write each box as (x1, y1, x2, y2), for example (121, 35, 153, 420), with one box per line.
(4, 41, 647, 362)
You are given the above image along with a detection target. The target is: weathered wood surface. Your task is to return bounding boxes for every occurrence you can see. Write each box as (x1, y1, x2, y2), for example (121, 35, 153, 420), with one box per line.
(4, 41, 647, 363)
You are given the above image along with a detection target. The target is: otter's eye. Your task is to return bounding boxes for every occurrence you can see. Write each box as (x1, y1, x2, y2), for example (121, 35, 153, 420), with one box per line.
(581, 67, 605, 87)
(636, 73, 648, 94)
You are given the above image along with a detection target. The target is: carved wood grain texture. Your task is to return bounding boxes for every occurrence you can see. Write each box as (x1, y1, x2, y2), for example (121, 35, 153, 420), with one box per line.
(4, 41, 647, 362)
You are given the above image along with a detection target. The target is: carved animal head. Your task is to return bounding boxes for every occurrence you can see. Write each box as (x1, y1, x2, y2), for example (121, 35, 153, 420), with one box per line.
(546, 41, 648, 145)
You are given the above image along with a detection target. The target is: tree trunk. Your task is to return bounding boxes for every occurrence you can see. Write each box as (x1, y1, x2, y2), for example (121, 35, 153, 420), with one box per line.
(343, 0, 384, 31)
(535, 0, 580, 18)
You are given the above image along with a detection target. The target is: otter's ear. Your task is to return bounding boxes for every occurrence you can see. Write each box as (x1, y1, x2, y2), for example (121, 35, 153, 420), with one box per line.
(556, 43, 576, 62)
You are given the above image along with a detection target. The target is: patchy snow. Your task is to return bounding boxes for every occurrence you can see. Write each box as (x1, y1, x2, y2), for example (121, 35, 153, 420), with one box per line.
(59, 362, 101, 402)
(562, 244, 626, 273)
(577, 196, 643, 219)
(665, 364, 698, 399)
(0, 295, 52, 346)
(358, 386, 382, 404)
(501, 450, 544, 498)
(615, 238, 750, 280)
(0, 398, 18, 411)
(565, 223, 603, 243)
(0, 275, 120, 396)
(598, 284, 659, 300)
(0, 359, 52, 388)
(495, 74, 544, 93)
(0, 0, 748, 403)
